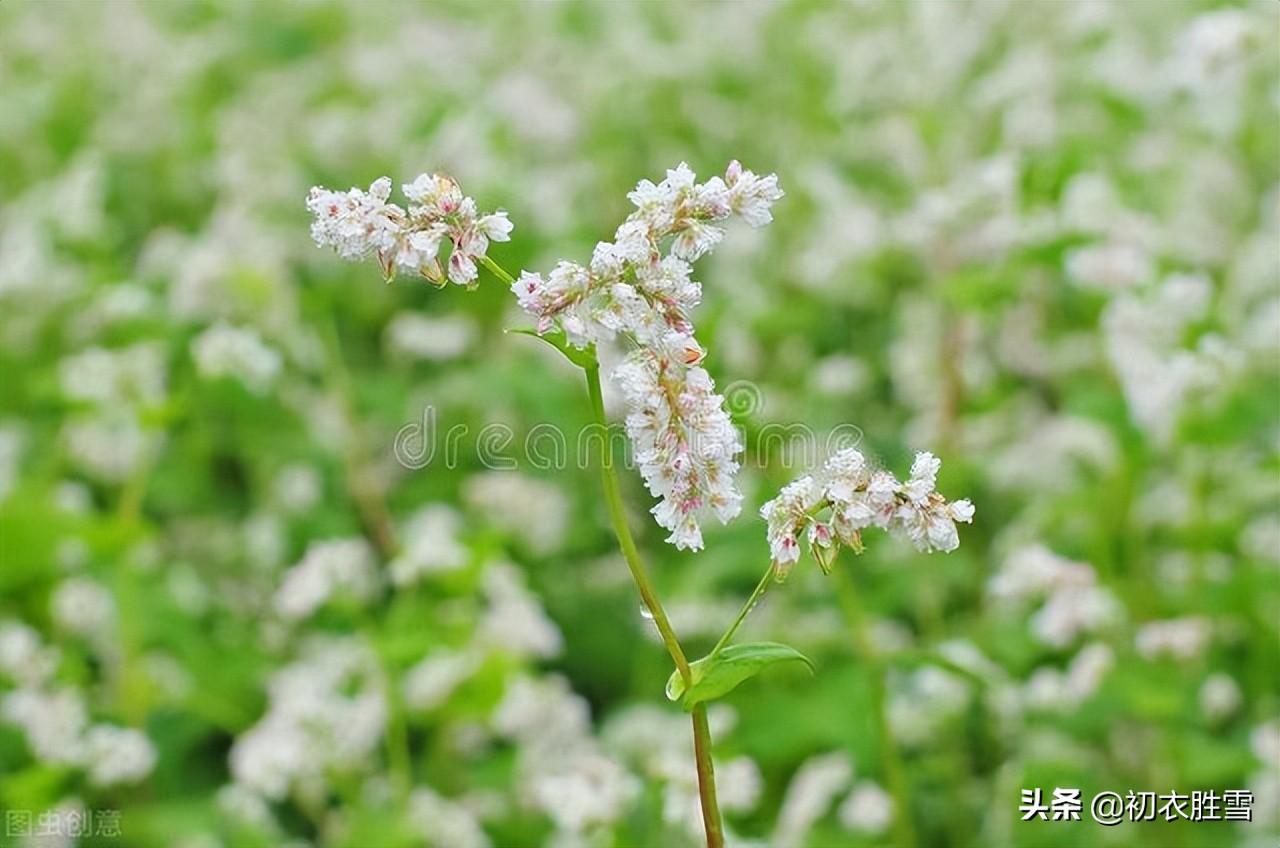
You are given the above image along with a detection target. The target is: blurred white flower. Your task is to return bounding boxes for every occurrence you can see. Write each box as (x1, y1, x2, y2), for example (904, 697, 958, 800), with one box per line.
(384, 311, 476, 361)
(462, 473, 569, 555)
(50, 577, 116, 641)
(1023, 643, 1113, 711)
(83, 724, 157, 786)
(773, 752, 853, 847)
(230, 637, 386, 800)
(274, 538, 379, 621)
(191, 323, 282, 393)
(403, 649, 479, 712)
(59, 343, 166, 405)
(1135, 616, 1212, 662)
(389, 504, 468, 585)
(408, 787, 491, 848)
(1199, 673, 1243, 723)
(479, 563, 562, 659)
(839, 780, 893, 835)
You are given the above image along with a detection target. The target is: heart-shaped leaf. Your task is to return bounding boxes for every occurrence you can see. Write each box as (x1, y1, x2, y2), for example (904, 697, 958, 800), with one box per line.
(666, 641, 815, 709)
(506, 327, 598, 370)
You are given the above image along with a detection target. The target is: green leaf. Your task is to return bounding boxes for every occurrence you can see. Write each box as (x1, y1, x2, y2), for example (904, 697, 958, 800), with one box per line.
(666, 642, 816, 709)
(505, 327, 598, 370)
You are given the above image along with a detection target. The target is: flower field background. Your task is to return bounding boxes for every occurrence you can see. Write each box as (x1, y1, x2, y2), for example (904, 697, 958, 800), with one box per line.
(0, 1, 1277, 847)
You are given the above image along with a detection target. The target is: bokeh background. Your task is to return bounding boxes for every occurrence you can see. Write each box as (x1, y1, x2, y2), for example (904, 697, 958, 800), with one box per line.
(1, 1, 1277, 846)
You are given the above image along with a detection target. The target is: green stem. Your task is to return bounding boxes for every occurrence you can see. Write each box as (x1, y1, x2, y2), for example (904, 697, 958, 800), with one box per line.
(583, 363, 691, 679)
(479, 254, 515, 285)
(691, 702, 725, 848)
(710, 563, 775, 656)
(583, 361, 723, 848)
(491, 252, 722, 847)
(835, 568, 917, 848)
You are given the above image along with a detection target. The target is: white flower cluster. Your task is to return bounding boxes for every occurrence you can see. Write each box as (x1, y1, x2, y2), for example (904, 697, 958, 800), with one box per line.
(512, 162, 782, 550)
(306, 174, 512, 285)
(988, 545, 1121, 649)
(492, 675, 639, 838)
(229, 637, 386, 801)
(0, 619, 156, 787)
(761, 448, 974, 576)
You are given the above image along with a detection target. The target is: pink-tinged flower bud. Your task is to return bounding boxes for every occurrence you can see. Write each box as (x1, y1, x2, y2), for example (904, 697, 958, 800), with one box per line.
(725, 159, 743, 187)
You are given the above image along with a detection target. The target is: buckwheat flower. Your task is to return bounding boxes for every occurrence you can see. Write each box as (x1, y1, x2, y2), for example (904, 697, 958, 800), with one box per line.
(615, 351, 744, 550)
(725, 159, 785, 228)
(761, 447, 974, 575)
(307, 173, 511, 285)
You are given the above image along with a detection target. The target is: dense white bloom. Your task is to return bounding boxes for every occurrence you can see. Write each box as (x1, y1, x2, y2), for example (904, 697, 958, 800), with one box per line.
(274, 538, 379, 620)
(510, 161, 781, 548)
(760, 448, 974, 575)
(492, 674, 638, 836)
(63, 410, 153, 482)
(614, 352, 743, 550)
(839, 781, 893, 835)
(307, 173, 510, 284)
(191, 323, 282, 393)
(990, 546, 1120, 647)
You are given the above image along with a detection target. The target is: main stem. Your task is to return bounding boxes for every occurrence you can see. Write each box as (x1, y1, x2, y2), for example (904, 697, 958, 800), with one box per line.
(584, 361, 724, 848)
(487, 252, 724, 847)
